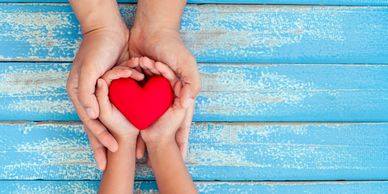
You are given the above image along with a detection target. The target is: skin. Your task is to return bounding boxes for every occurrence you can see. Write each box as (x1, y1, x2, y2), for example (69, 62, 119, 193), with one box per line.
(96, 59, 197, 194)
(139, 59, 197, 194)
(68, 0, 201, 170)
(96, 66, 143, 194)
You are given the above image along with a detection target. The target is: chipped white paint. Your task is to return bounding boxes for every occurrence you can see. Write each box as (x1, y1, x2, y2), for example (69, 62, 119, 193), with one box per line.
(8, 99, 74, 114)
(0, 10, 81, 59)
(187, 146, 262, 167)
(0, 67, 68, 95)
(197, 64, 316, 115)
(1, 122, 387, 180)
(183, 5, 345, 57)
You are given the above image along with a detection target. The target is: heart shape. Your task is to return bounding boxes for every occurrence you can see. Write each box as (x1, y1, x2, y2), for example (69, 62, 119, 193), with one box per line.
(108, 76, 173, 130)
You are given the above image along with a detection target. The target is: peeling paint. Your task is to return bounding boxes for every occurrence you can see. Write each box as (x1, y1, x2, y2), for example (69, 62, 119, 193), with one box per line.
(8, 99, 74, 114)
(0, 9, 80, 59)
(0, 67, 68, 96)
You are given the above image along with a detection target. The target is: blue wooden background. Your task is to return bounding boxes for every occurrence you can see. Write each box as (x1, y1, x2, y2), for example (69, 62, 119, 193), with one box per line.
(0, 0, 388, 193)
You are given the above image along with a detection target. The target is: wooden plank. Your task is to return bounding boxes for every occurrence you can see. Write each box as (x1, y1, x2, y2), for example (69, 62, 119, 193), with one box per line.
(1, 4, 388, 63)
(0, 62, 387, 122)
(1, 0, 388, 6)
(0, 181, 388, 194)
(1, 122, 387, 180)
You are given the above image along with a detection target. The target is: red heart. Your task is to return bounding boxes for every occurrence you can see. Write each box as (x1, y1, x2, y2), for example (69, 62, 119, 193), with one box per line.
(108, 76, 173, 130)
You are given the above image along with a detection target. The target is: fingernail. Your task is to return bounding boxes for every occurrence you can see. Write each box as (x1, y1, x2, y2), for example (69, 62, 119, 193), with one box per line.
(86, 108, 95, 118)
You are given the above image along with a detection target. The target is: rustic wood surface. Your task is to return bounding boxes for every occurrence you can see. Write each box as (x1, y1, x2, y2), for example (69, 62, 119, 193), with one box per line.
(0, 4, 388, 64)
(0, 62, 387, 121)
(0, 1, 387, 193)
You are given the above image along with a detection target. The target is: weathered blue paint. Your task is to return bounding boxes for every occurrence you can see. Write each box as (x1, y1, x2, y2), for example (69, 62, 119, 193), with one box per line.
(0, 181, 388, 194)
(2, 0, 388, 6)
(1, 62, 387, 121)
(1, 4, 388, 64)
(1, 122, 387, 180)
(1, 1, 387, 192)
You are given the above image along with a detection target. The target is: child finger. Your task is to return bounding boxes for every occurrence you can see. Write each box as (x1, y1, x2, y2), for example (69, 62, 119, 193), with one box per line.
(155, 61, 178, 86)
(103, 67, 144, 85)
(129, 57, 141, 68)
(102, 68, 132, 85)
(140, 57, 160, 75)
(144, 68, 154, 77)
(96, 79, 112, 114)
(114, 66, 145, 81)
(130, 69, 145, 81)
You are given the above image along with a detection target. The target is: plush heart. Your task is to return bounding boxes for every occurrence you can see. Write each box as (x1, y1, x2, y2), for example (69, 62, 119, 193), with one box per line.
(108, 76, 173, 130)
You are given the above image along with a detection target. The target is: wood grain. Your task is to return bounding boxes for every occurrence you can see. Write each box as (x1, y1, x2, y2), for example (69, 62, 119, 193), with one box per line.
(1, 62, 387, 121)
(1, 122, 387, 180)
(1, 181, 388, 194)
(0, 4, 388, 63)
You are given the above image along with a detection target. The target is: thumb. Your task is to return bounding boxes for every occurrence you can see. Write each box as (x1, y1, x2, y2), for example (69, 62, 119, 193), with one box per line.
(177, 55, 201, 107)
(78, 63, 102, 119)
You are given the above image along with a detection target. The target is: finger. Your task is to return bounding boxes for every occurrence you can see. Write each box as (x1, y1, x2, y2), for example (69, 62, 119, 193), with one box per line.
(155, 61, 178, 86)
(67, 62, 111, 169)
(117, 58, 139, 69)
(140, 57, 160, 75)
(115, 62, 145, 81)
(85, 126, 107, 171)
(84, 118, 119, 153)
(96, 79, 112, 115)
(114, 66, 145, 81)
(136, 135, 146, 159)
(130, 69, 145, 81)
(144, 69, 154, 77)
(176, 54, 202, 100)
(129, 57, 140, 68)
(78, 62, 101, 119)
(68, 77, 119, 153)
(102, 67, 144, 85)
(180, 84, 197, 109)
(139, 57, 156, 76)
(176, 102, 195, 160)
(102, 67, 132, 85)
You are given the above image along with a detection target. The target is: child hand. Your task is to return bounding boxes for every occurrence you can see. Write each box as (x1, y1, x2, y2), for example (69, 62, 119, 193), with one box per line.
(96, 63, 144, 141)
(138, 59, 189, 147)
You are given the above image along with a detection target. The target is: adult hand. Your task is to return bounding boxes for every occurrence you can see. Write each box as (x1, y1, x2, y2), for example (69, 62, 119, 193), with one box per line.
(129, 26, 201, 162)
(68, 0, 131, 171)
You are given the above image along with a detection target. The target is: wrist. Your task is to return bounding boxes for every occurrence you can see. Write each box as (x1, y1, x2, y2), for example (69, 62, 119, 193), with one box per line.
(70, 0, 127, 37)
(114, 133, 139, 147)
(133, 0, 186, 33)
(144, 137, 176, 151)
(116, 137, 137, 148)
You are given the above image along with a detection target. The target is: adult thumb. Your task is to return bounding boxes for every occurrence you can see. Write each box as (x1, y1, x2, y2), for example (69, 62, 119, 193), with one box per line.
(179, 56, 201, 108)
(78, 63, 101, 119)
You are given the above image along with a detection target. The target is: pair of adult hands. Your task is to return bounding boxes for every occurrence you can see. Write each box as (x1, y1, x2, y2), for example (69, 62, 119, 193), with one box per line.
(66, 15, 201, 170)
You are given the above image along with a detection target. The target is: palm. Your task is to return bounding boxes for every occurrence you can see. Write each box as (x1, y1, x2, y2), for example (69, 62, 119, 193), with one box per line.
(128, 29, 194, 74)
(127, 30, 200, 160)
